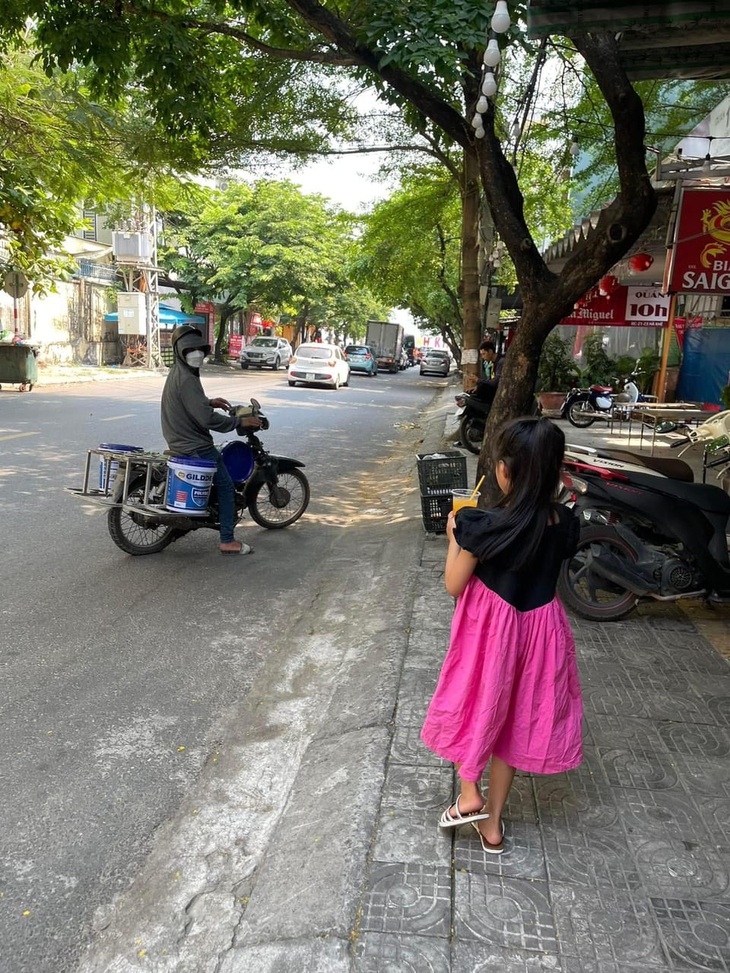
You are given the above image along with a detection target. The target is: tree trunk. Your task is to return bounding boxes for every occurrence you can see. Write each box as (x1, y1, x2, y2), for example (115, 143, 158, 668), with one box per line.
(460, 146, 481, 391)
(214, 303, 236, 361)
(295, 300, 310, 346)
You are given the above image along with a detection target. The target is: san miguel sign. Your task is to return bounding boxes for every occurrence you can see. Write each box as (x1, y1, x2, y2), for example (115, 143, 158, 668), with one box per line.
(560, 285, 671, 328)
(664, 188, 730, 294)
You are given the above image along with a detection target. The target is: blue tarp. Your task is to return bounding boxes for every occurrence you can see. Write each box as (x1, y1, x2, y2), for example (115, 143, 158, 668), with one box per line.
(104, 303, 206, 327)
(676, 327, 730, 405)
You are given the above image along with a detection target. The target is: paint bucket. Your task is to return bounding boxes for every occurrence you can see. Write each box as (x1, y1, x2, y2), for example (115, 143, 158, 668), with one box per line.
(165, 456, 217, 516)
(221, 441, 255, 483)
(98, 444, 144, 492)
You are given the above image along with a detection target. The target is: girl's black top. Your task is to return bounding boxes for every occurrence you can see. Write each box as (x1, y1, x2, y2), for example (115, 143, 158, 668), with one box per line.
(454, 504, 579, 611)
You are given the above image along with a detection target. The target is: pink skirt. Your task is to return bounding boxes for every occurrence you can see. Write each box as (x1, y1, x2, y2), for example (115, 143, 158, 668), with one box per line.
(421, 575, 583, 781)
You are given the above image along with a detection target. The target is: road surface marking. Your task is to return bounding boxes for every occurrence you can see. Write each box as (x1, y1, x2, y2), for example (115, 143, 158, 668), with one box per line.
(0, 431, 41, 442)
(99, 414, 136, 421)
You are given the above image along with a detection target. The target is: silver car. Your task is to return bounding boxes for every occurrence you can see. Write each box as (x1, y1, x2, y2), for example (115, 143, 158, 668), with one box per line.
(420, 349, 452, 376)
(240, 336, 292, 371)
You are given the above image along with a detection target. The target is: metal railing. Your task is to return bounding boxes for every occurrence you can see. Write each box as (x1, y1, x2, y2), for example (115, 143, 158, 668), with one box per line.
(75, 259, 118, 283)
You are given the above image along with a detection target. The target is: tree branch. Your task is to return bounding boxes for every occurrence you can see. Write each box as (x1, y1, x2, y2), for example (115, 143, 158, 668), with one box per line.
(552, 31, 656, 315)
(285, 0, 472, 148)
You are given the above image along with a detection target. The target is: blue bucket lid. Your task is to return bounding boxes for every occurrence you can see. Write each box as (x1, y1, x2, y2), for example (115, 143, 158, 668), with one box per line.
(221, 441, 255, 482)
(99, 443, 144, 451)
(170, 456, 218, 469)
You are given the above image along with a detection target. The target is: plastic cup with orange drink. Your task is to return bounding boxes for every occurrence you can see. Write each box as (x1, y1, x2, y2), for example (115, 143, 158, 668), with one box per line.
(452, 489, 480, 513)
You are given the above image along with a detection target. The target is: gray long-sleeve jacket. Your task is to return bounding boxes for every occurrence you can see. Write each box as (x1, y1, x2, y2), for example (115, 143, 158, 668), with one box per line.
(161, 361, 237, 455)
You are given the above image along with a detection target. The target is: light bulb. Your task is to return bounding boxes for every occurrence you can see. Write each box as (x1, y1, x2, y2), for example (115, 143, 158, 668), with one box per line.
(475, 127, 485, 139)
(491, 1, 511, 33)
(570, 140, 579, 158)
(701, 153, 712, 175)
(471, 113, 483, 130)
(510, 119, 521, 140)
(476, 96, 489, 113)
(481, 72, 497, 97)
(484, 38, 501, 67)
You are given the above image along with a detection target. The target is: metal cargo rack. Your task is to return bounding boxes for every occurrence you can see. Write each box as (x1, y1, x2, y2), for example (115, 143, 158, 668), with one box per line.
(65, 447, 176, 517)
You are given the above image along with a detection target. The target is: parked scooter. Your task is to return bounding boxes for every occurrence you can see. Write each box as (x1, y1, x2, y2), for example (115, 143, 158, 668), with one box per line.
(558, 419, 730, 620)
(68, 399, 310, 555)
(561, 376, 644, 428)
(454, 391, 492, 454)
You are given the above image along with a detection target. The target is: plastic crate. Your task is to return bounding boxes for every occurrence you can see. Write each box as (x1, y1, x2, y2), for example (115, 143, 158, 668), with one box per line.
(416, 451, 468, 496)
(420, 493, 453, 533)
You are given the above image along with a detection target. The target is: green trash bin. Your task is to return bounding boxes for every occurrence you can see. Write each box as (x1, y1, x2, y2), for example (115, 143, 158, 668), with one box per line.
(0, 344, 39, 390)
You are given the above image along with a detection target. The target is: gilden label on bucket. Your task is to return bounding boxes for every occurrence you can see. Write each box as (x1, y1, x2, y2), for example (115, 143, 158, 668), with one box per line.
(165, 457, 217, 516)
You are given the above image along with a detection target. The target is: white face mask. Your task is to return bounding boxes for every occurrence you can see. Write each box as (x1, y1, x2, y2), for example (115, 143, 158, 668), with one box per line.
(185, 350, 205, 368)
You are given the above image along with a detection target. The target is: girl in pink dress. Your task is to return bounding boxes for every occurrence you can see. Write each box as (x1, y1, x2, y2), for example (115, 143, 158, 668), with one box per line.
(421, 417, 582, 854)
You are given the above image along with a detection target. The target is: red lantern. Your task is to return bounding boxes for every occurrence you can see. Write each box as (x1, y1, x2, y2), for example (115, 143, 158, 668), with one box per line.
(628, 253, 653, 273)
(598, 275, 620, 296)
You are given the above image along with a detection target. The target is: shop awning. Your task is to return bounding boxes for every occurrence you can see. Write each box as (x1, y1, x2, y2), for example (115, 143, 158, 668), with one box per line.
(526, 2, 730, 80)
(104, 302, 206, 327)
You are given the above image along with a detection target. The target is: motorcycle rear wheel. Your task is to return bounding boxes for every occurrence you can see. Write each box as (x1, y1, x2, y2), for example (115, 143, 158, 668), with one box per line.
(567, 400, 597, 427)
(558, 525, 640, 621)
(460, 415, 484, 455)
(107, 475, 179, 555)
(248, 469, 310, 529)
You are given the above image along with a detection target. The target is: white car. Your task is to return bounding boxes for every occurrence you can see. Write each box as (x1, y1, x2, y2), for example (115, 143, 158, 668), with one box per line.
(288, 342, 350, 389)
(240, 336, 292, 370)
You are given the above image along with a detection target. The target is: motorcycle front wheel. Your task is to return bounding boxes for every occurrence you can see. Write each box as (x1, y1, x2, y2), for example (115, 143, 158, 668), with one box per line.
(460, 415, 484, 455)
(567, 400, 597, 427)
(248, 469, 310, 529)
(558, 525, 640, 621)
(107, 475, 179, 555)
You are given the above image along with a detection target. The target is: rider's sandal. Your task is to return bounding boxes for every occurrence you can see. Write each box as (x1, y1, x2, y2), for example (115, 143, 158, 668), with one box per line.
(219, 541, 254, 556)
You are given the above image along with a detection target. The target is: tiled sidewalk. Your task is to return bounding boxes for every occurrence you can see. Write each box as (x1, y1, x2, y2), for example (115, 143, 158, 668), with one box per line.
(353, 533, 730, 973)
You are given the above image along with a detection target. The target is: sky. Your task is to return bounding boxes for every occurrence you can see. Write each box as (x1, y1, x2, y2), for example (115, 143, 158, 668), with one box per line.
(287, 153, 419, 335)
(288, 149, 394, 211)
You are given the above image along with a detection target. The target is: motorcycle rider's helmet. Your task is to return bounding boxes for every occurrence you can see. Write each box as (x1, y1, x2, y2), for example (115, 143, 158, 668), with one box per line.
(171, 324, 211, 364)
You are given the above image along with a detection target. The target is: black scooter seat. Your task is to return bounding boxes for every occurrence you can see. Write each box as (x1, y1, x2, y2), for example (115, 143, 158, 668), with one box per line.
(463, 394, 492, 417)
(626, 469, 730, 514)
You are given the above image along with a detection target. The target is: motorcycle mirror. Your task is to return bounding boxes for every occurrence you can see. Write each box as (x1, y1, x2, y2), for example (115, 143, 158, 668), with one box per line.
(250, 397, 261, 413)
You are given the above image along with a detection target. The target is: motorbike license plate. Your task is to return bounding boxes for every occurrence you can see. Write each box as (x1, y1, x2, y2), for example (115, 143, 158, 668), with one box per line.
(306, 372, 315, 380)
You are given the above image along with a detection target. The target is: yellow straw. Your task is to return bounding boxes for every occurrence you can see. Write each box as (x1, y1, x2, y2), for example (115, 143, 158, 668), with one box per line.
(470, 475, 485, 501)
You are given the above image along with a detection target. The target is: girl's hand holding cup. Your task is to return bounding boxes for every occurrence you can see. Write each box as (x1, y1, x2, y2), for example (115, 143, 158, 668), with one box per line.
(446, 510, 457, 541)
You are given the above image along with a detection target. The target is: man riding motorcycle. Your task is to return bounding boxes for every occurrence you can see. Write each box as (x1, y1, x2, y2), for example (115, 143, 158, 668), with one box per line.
(161, 325, 261, 555)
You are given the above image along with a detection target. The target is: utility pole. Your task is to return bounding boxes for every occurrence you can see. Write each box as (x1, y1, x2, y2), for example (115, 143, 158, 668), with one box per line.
(112, 205, 161, 369)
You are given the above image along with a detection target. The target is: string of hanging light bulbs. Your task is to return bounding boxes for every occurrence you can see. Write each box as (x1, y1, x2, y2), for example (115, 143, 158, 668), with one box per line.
(471, 1, 511, 139)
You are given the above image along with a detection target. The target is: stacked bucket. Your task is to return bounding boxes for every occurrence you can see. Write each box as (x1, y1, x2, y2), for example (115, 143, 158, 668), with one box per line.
(416, 451, 468, 533)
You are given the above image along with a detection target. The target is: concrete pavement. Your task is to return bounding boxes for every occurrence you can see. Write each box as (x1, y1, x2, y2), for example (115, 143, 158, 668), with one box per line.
(58, 380, 730, 972)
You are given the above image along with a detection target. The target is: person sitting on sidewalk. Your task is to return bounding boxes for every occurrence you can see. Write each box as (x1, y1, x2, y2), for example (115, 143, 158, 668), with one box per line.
(473, 340, 504, 406)
(421, 417, 582, 854)
(161, 325, 261, 556)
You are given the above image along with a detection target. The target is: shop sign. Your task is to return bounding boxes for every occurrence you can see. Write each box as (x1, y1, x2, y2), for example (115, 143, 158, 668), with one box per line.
(625, 287, 672, 325)
(228, 334, 243, 355)
(664, 188, 730, 294)
(560, 284, 669, 328)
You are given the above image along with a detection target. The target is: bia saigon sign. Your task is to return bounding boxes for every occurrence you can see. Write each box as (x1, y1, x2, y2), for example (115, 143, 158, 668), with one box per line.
(664, 189, 730, 294)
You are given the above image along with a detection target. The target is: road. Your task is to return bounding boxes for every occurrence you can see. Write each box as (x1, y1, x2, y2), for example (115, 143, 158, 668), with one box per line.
(0, 363, 451, 973)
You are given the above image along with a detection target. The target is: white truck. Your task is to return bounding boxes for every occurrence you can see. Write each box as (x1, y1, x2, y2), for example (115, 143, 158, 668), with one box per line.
(365, 321, 405, 374)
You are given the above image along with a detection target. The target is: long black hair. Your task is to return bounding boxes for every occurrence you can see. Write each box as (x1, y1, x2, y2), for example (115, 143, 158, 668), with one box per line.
(469, 416, 565, 570)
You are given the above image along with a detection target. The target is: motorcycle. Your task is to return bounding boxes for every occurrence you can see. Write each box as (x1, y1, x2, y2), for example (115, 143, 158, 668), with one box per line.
(558, 419, 730, 620)
(454, 391, 492, 454)
(68, 398, 310, 556)
(562, 376, 644, 428)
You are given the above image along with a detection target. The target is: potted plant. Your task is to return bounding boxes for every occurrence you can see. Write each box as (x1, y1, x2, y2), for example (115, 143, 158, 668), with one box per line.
(535, 332, 581, 413)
